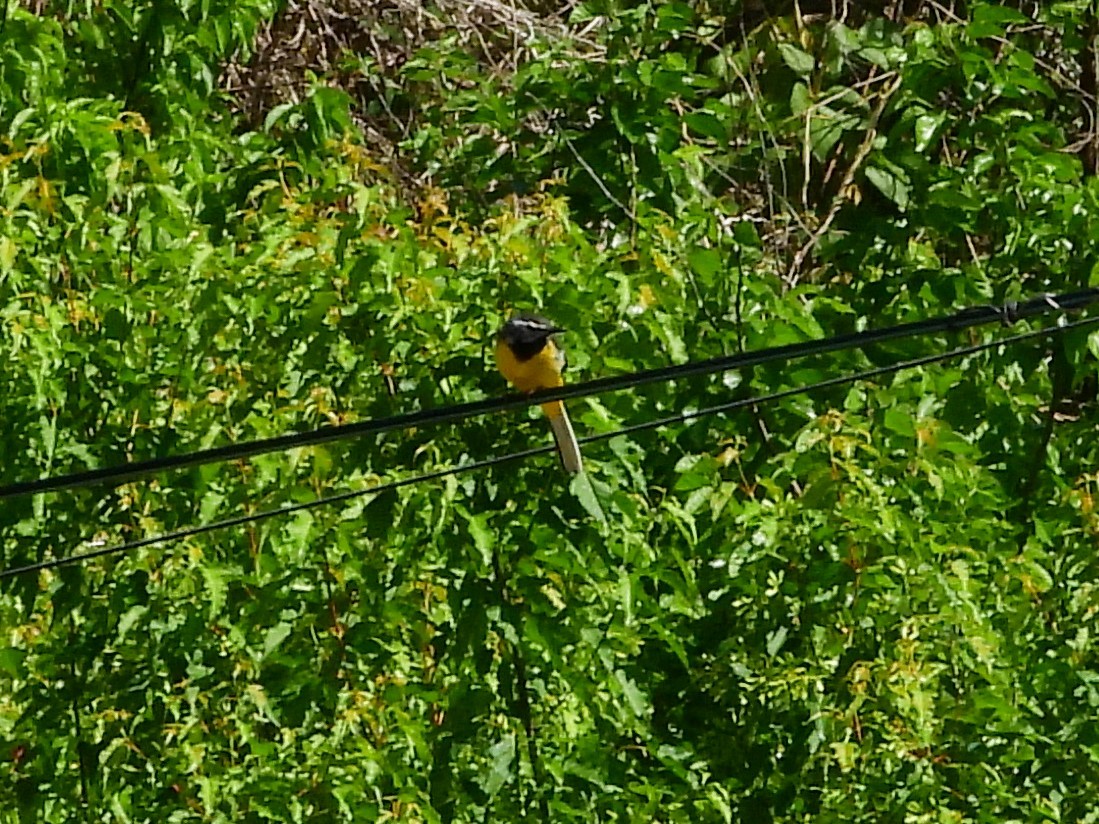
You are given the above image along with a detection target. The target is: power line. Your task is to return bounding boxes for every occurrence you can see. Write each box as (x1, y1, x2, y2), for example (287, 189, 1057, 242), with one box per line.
(0, 443, 556, 581)
(599, 315, 1097, 441)
(3, 315, 1093, 581)
(1, 288, 1096, 501)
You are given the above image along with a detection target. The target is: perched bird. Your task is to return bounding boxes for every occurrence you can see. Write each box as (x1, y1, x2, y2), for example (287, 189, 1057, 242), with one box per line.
(495, 314, 583, 474)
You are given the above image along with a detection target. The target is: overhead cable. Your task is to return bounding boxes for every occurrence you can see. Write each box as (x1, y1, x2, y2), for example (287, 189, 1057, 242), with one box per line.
(1, 288, 1095, 500)
(3, 314, 1093, 580)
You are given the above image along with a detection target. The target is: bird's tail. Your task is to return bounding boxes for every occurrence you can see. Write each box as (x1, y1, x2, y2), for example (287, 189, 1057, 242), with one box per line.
(542, 401, 583, 475)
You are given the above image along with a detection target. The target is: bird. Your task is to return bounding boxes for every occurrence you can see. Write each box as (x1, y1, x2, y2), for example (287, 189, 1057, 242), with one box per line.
(495, 314, 583, 474)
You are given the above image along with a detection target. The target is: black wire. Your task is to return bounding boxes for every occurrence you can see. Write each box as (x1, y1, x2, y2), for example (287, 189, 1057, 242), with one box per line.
(593, 315, 1097, 441)
(2, 288, 1096, 501)
(4, 315, 1093, 581)
(0, 443, 552, 580)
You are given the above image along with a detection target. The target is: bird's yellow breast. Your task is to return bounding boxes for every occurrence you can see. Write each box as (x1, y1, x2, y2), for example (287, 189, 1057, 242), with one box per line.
(495, 338, 565, 393)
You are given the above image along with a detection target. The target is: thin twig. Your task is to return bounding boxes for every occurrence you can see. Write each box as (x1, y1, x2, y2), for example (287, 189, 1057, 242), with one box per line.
(560, 133, 637, 223)
(784, 73, 903, 286)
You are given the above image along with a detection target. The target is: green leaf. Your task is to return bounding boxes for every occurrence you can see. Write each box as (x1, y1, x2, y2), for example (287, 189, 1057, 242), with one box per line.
(684, 111, 725, 141)
(571, 472, 607, 524)
(263, 622, 293, 657)
(116, 605, 147, 641)
(659, 320, 689, 364)
(687, 246, 722, 281)
(972, 4, 1030, 25)
(264, 102, 297, 132)
(865, 165, 910, 210)
(201, 564, 230, 616)
(733, 220, 761, 248)
(827, 21, 861, 55)
(615, 669, 648, 717)
(0, 236, 16, 273)
(914, 112, 945, 152)
(809, 107, 858, 160)
(674, 454, 718, 491)
(766, 626, 788, 657)
(481, 734, 516, 796)
(884, 407, 915, 437)
(779, 43, 816, 76)
(790, 82, 811, 117)
(457, 504, 496, 566)
(0, 648, 26, 677)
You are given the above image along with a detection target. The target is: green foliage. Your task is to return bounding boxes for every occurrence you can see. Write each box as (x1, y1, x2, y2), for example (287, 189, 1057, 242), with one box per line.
(3, 1, 1099, 821)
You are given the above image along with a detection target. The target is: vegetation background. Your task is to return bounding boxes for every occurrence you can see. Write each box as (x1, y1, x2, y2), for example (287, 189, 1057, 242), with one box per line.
(2, 0, 1099, 820)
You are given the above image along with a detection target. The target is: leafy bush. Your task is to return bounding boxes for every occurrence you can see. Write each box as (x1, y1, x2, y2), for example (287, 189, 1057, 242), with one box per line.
(2, 1, 1099, 821)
